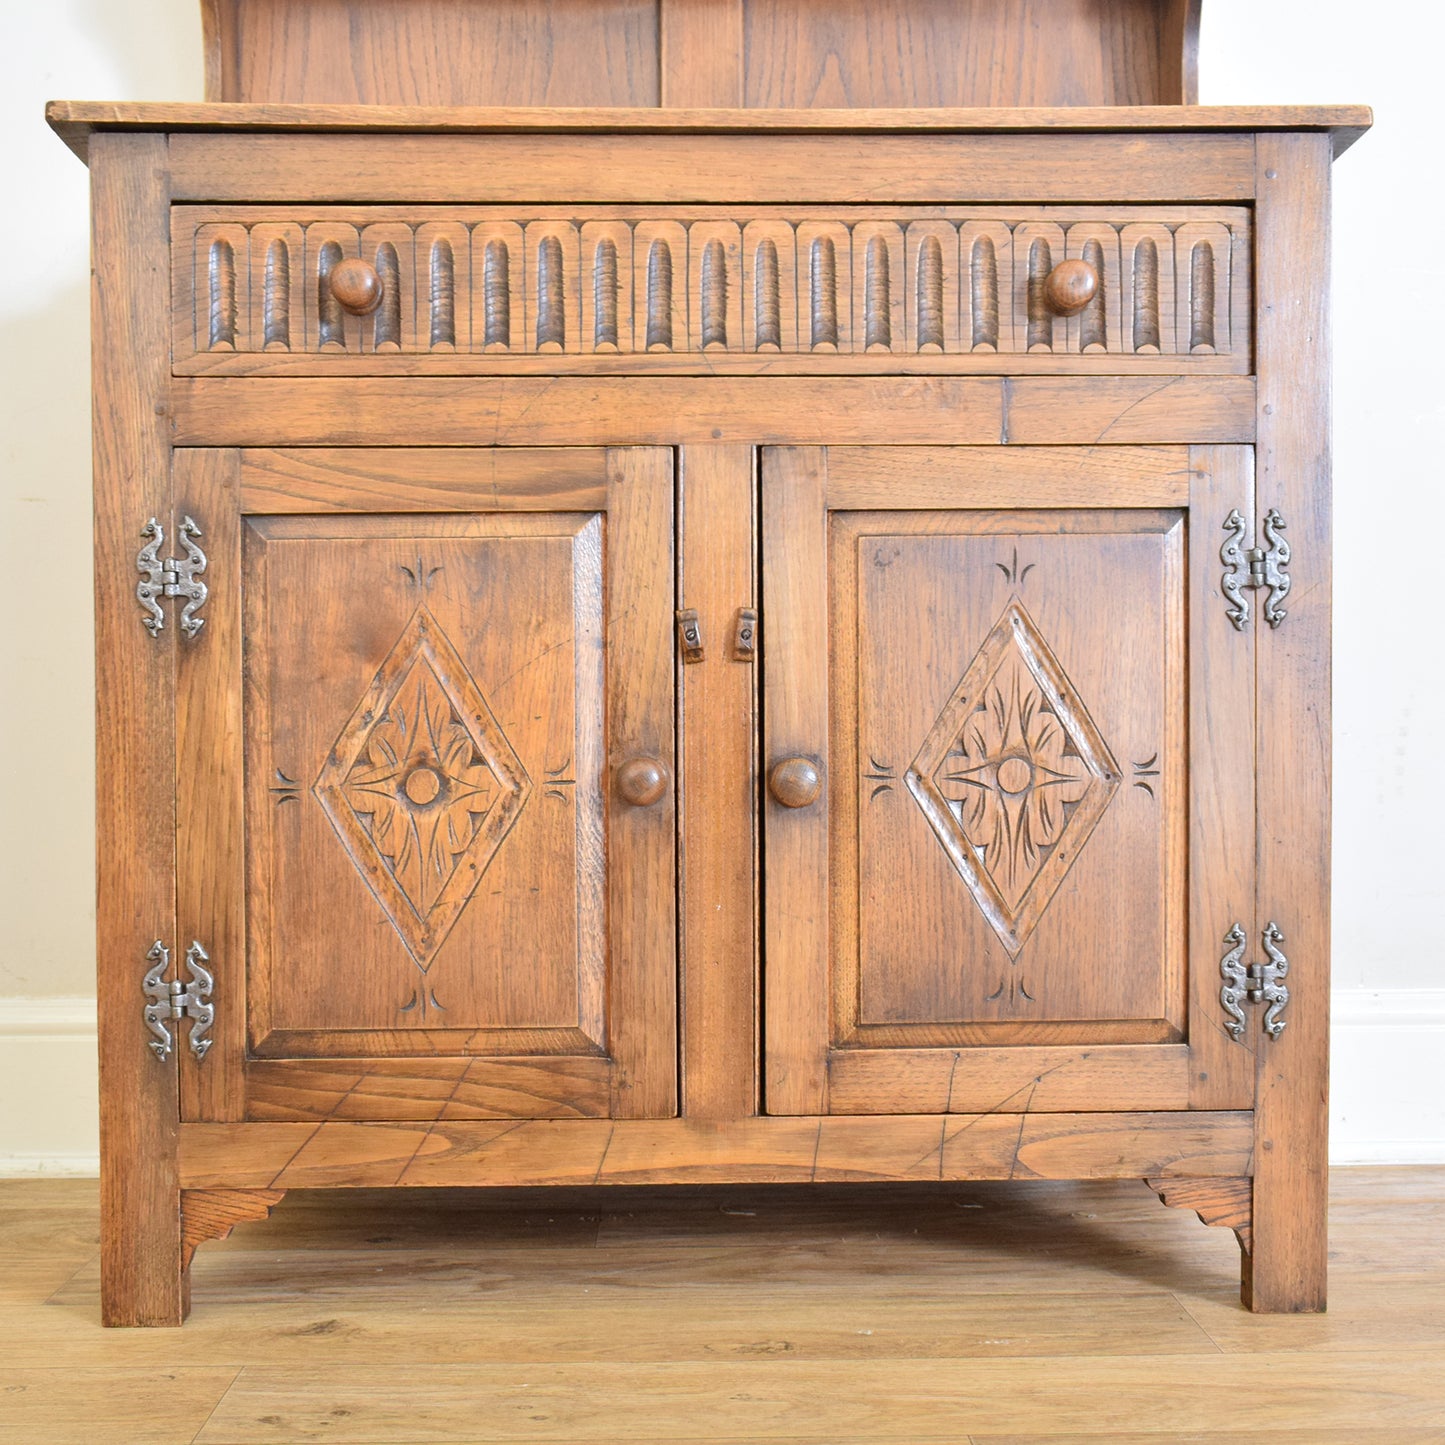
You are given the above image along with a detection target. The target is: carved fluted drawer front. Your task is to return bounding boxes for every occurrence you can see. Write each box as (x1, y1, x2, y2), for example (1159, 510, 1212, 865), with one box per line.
(173, 205, 1251, 374)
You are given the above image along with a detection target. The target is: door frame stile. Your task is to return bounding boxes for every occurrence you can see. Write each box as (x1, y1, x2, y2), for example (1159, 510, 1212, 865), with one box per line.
(1248, 132, 1333, 1313)
(92, 132, 185, 1326)
(1187, 444, 1259, 1112)
(761, 446, 831, 1114)
(678, 444, 760, 1118)
(175, 449, 246, 1124)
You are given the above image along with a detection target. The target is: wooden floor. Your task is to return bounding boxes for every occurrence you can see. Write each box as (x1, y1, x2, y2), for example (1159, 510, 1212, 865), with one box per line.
(1, 1168, 1443, 1443)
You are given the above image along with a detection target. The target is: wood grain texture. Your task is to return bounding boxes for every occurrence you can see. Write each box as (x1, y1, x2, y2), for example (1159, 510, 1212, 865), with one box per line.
(47, 100, 1374, 162)
(163, 132, 1257, 205)
(821, 499, 1188, 1105)
(89, 133, 183, 1328)
(1002, 376, 1254, 444)
(822, 444, 1191, 508)
(1147, 1174, 1253, 1253)
(178, 1349, 1445, 1442)
(196, 0, 1196, 111)
(245, 1056, 614, 1121)
(1249, 134, 1333, 1314)
(660, 0, 744, 106)
(740, 0, 1199, 108)
(827, 1046, 1190, 1114)
(170, 376, 1255, 447)
(239, 447, 610, 513)
(176, 1113, 1255, 1190)
(7, 1168, 1443, 1442)
(241, 512, 612, 1058)
(678, 447, 758, 1119)
(1186, 447, 1258, 1111)
(604, 449, 679, 1118)
(180, 1188, 285, 1268)
(175, 449, 245, 1123)
(4, 1171, 1443, 1391)
(761, 448, 830, 1114)
(204, 0, 660, 106)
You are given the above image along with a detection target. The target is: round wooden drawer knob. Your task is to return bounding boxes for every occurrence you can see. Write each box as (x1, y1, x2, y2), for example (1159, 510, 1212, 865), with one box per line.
(1042, 259, 1099, 317)
(616, 756, 670, 808)
(329, 257, 384, 315)
(769, 757, 822, 809)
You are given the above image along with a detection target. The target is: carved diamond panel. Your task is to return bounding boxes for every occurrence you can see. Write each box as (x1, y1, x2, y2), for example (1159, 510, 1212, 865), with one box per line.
(314, 605, 532, 979)
(907, 599, 1119, 957)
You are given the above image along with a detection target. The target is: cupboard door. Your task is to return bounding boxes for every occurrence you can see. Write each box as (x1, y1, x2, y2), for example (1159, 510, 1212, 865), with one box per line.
(763, 446, 1256, 1116)
(176, 447, 676, 1122)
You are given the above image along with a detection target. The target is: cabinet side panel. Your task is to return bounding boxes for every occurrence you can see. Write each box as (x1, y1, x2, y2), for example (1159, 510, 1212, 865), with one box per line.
(1249, 133, 1333, 1313)
(91, 133, 183, 1325)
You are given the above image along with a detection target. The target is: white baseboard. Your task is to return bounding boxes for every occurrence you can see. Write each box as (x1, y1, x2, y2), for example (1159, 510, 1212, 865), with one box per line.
(0, 997, 99, 1176)
(1, 991, 1441, 1175)
(1329, 988, 1445, 1164)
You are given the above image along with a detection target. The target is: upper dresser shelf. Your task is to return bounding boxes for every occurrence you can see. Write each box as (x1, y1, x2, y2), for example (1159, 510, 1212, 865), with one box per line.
(199, 0, 1204, 109)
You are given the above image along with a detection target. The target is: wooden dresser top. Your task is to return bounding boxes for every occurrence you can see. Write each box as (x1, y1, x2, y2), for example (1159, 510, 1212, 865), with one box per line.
(48, 102, 1373, 164)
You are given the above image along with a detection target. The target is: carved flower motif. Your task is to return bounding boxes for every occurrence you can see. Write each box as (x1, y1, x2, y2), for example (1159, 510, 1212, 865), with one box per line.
(908, 599, 1119, 958)
(936, 650, 1094, 908)
(343, 660, 498, 916)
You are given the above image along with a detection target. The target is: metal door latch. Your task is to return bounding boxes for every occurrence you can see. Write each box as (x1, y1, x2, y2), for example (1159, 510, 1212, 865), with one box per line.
(676, 608, 704, 663)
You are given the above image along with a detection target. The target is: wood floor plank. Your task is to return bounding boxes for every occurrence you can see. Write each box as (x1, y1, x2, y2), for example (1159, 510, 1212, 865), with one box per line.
(189, 1353, 1445, 1441)
(1182, 1270, 1445, 1354)
(2, 1170, 1443, 1443)
(0, 1289, 1215, 1368)
(49, 1237, 1213, 1306)
(0, 1255, 97, 1309)
(0, 1367, 240, 1445)
(972, 1434, 1445, 1444)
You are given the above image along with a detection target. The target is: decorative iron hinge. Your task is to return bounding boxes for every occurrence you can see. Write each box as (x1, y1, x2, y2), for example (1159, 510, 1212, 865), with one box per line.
(137, 516, 208, 638)
(1219, 922, 1289, 1042)
(1220, 509, 1290, 630)
(142, 940, 215, 1062)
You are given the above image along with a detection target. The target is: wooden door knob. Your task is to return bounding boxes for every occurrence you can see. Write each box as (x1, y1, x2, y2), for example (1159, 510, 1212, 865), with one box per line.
(329, 257, 384, 315)
(1042, 259, 1099, 316)
(769, 757, 822, 809)
(616, 756, 670, 807)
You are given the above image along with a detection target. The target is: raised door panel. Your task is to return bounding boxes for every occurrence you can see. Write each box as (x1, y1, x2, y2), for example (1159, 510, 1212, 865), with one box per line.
(175, 447, 676, 1123)
(247, 514, 603, 1049)
(762, 445, 1256, 1116)
(841, 512, 1183, 1043)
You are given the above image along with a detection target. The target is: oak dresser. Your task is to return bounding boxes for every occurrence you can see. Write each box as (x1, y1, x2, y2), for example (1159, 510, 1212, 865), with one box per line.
(48, 0, 1370, 1323)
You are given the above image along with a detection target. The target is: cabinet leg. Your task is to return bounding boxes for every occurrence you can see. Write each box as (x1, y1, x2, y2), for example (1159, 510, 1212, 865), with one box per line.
(101, 1178, 188, 1328)
(1242, 1158, 1328, 1313)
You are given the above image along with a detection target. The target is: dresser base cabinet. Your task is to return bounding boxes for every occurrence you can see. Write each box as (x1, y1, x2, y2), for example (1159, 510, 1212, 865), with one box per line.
(60, 104, 1364, 1323)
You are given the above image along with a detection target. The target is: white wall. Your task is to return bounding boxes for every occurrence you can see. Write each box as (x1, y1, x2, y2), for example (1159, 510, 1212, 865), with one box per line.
(0, 1, 1439, 1170)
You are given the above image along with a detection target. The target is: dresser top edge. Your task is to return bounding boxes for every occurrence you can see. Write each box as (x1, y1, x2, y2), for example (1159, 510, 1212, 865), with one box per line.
(47, 102, 1373, 165)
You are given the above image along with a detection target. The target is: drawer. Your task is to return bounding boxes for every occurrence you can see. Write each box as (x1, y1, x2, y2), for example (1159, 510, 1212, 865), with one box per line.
(173, 205, 1252, 375)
